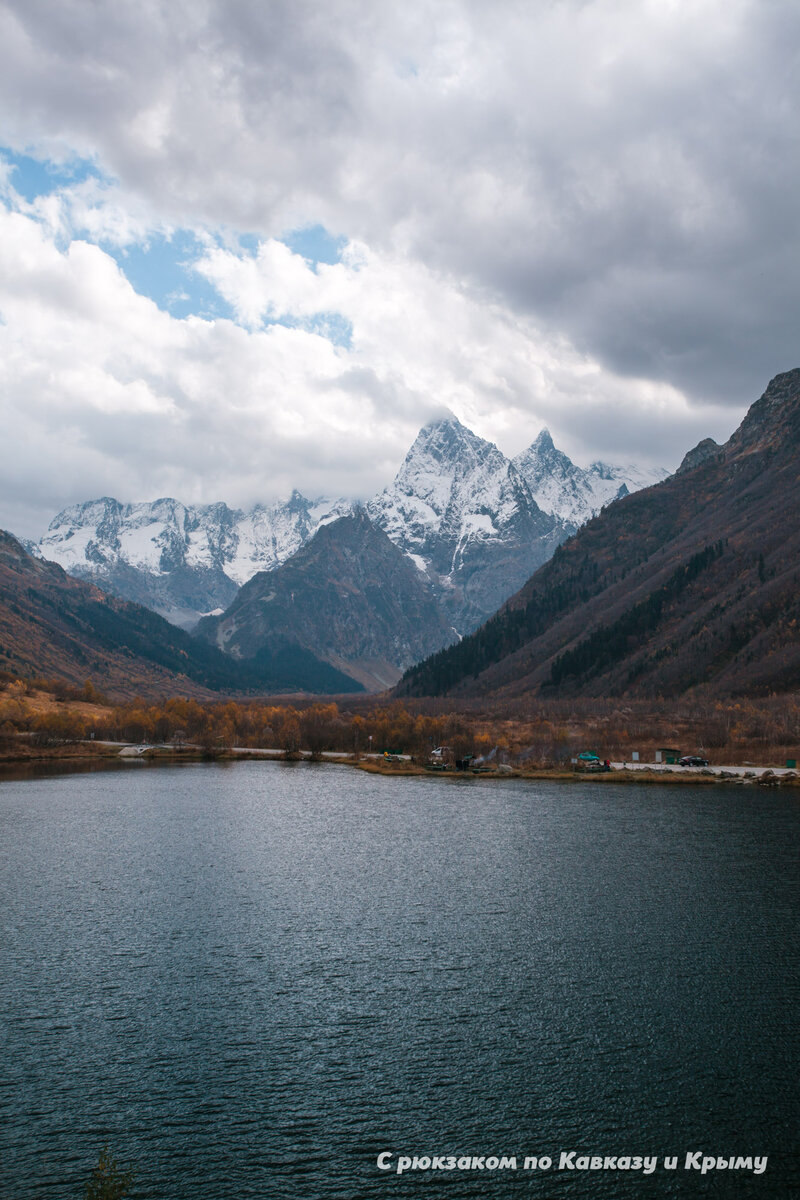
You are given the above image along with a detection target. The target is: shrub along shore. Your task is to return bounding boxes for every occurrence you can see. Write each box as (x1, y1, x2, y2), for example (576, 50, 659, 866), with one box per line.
(1, 672, 800, 785)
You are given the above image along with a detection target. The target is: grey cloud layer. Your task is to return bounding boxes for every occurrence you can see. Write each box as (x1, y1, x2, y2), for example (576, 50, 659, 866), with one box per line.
(1, 0, 797, 407)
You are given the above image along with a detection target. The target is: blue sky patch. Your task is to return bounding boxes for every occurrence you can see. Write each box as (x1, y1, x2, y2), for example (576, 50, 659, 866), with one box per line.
(292, 311, 353, 348)
(2, 147, 352, 337)
(109, 232, 352, 337)
(4, 147, 103, 201)
(281, 224, 346, 268)
(106, 230, 237, 321)
(237, 232, 260, 255)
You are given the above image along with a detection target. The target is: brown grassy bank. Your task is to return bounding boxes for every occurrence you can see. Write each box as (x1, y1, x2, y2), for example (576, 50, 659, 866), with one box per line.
(2, 672, 800, 772)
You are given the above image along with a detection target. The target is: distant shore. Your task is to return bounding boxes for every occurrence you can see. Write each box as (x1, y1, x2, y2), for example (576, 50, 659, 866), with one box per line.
(1, 741, 799, 788)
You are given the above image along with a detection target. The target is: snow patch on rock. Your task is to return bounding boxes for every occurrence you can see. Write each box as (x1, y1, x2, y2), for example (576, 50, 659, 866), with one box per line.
(514, 429, 668, 526)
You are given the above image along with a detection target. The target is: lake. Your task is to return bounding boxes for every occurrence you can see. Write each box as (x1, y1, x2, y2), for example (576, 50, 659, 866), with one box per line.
(1, 762, 797, 1198)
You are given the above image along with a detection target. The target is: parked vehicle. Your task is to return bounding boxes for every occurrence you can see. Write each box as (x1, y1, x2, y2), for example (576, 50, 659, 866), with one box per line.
(679, 755, 709, 767)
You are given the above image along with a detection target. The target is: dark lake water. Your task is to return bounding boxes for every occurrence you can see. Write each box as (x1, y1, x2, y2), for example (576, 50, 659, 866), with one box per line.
(1, 763, 797, 1199)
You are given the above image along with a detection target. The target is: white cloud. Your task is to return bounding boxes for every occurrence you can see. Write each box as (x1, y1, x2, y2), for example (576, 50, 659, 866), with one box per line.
(0, 192, 742, 537)
(0, 0, 795, 534)
(0, 0, 795, 405)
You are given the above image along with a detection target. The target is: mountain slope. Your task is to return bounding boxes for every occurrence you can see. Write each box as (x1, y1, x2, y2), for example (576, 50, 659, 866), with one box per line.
(367, 415, 568, 632)
(195, 509, 455, 690)
(398, 370, 800, 700)
(0, 531, 362, 700)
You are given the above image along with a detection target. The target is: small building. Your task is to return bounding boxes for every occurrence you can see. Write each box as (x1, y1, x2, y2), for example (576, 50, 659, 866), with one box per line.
(655, 747, 681, 764)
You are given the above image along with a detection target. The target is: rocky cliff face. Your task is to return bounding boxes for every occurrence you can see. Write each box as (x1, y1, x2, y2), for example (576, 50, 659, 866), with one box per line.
(725, 365, 800, 454)
(676, 438, 722, 475)
(367, 416, 569, 632)
(195, 510, 455, 691)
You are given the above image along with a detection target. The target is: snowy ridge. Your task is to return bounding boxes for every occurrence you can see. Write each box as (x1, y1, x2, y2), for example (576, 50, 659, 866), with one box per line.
(513, 429, 668, 526)
(37, 493, 353, 626)
(366, 415, 569, 630)
(216, 494, 352, 586)
(39, 493, 352, 584)
(34, 415, 667, 632)
(368, 415, 539, 565)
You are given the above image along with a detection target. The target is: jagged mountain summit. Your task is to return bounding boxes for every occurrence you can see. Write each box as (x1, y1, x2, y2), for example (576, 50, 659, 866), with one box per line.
(512, 429, 668, 526)
(366, 415, 569, 632)
(398, 369, 800, 701)
(195, 509, 455, 691)
(36, 492, 351, 628)
(33, 414, 668, 636)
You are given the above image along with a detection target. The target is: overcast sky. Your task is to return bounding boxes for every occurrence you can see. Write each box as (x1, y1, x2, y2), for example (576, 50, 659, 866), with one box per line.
(0, 0, 797, 536)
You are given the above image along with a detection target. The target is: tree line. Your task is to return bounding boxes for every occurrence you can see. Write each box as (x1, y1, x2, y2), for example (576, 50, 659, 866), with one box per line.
(2, 668, 800, 766)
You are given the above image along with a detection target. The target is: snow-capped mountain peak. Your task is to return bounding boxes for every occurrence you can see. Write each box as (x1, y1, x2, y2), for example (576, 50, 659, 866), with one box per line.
(365, 416, 566, 631)
(33, 416, 667, 636)
(529, 428, 555, 452)
(368, 414, 538, 554)
(514, 431, 668, 526)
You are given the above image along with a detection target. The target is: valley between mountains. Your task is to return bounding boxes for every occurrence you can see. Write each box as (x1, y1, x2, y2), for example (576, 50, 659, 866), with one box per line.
(20, 416, 664, 694)
(4, 372, 797, 702)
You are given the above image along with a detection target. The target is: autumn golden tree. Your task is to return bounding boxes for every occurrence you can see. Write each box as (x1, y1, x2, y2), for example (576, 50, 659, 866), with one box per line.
(84, 1146, 135, 1200)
